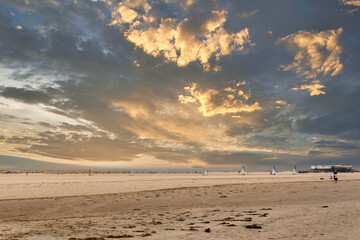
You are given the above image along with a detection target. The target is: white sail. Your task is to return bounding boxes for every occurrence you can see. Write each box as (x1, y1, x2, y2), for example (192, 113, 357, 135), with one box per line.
(241, 166, 246, 175)
(271, 166, 276, 175)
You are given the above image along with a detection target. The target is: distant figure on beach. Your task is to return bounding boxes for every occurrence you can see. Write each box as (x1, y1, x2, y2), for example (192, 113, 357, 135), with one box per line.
(240, 166, 246, 175)
(333, 170, 338, 183)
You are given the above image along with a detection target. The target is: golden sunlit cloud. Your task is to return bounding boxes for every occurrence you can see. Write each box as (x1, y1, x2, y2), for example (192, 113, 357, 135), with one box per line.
(275, 100, 288, 105)
(109, 1, 252, 71)
(292, 80, 326, 96)
(109, 0, 151, 25)
(279, 28, 343, 78)
(278, 28, 343, 95)
(178, 82, 262, 117)
(340, 0, 360, 6)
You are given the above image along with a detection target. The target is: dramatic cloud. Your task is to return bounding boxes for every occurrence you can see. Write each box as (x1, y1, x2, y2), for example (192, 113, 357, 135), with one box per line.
(109, 0, 252, 71)
(178, 82, 262, 117)
(278, 28, 343, 95)
(340, 0, 360, 7)
(291, 80, 325, 96)
(1, 1, 360, 170)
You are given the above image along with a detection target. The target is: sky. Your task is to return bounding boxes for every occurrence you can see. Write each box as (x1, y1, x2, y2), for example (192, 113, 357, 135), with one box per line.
(0, 0, 360, 171)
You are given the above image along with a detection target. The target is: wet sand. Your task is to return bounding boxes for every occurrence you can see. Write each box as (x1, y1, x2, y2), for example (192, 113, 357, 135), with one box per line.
(1, 172, 360, 239)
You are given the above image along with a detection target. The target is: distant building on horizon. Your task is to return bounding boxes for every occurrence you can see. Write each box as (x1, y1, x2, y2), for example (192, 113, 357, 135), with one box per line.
(310, 165, 354, 172)
(0, 169, 13, 174)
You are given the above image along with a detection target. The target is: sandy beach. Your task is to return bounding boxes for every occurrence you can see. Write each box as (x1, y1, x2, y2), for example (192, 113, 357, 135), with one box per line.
(1, 172, 360, 239)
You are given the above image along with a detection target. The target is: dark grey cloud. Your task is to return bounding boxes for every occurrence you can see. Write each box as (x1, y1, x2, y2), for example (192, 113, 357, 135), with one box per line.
(314, 140, 359, 150)
(0, 13, 46, 62)
(294, 83, 360, 140)
(246, 134, 294, 150)
(198, 151, 269, 166)
(308, 150, 324, 156)
(0, 87, 52, 103)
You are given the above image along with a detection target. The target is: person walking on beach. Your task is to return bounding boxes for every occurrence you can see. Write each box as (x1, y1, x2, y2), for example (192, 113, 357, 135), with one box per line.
(333, 169, 338, 183)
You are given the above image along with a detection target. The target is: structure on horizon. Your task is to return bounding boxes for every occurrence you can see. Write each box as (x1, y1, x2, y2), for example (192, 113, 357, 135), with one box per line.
(311, 165, 353, 172)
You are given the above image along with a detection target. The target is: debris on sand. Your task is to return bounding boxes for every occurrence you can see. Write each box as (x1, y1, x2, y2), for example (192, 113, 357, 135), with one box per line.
(68, 238, 105, 240)
(227, 224, 237, 227)
(106, 234, 134, 238)
(244, 210, 257, 213)
(245, 224, 262, 229)
(123, 225, 136, 229)
(140, 233, 151, 237)
(151, 220, 162, 225)
(218, 222, 229, 225)
(241, 217, 252, 222)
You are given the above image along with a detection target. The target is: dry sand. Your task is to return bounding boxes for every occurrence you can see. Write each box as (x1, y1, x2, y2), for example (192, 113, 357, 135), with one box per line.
(1, 172, 360, 239)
